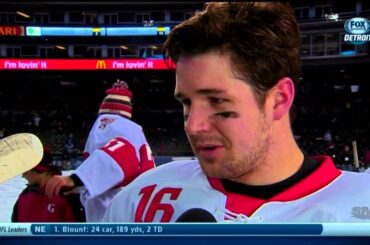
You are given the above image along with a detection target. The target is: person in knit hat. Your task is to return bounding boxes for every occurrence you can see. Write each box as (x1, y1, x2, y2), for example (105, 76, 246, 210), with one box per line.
(98, 79, 133, 119)
(12, 147, 85, 222)
(45, 79, 156, 222)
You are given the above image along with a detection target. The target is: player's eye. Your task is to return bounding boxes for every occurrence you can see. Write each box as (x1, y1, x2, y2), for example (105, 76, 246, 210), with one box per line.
(215, 111, 239, 118)
(209, 97, 225, 104)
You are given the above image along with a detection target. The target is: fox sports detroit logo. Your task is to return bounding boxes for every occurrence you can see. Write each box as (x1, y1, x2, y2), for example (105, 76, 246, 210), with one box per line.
(344, 17, 370, 45)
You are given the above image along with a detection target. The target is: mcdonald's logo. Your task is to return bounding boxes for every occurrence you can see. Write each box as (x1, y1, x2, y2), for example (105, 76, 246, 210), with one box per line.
(96, 60, 107, 69)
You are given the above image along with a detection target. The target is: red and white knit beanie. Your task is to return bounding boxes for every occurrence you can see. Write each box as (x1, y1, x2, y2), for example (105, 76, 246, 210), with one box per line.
(98, 79, 133, 118)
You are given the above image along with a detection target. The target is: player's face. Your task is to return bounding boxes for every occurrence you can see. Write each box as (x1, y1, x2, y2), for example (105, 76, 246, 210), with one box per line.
(175, 51, 272, 180)
(22, 170, 41, 185)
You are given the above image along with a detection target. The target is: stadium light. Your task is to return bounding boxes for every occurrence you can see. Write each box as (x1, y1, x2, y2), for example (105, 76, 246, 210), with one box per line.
(325, 13, 339, 21)
(16, 11, 30, 18)
(55, 45, 66, 50)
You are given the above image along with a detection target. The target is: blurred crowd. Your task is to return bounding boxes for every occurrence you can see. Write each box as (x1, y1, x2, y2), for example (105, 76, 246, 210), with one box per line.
(0, 76, 368, 171)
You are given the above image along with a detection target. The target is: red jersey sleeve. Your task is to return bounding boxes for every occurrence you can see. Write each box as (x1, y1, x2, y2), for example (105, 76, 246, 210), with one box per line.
(100, 137, 140, 186)
(139, 143, 156, 174)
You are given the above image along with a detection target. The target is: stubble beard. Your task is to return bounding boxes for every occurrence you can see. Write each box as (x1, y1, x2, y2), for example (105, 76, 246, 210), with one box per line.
(192, 113, 271, 179)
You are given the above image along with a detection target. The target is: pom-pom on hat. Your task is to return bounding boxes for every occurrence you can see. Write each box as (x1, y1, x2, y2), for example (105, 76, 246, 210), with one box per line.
(98, 79, 133, 119)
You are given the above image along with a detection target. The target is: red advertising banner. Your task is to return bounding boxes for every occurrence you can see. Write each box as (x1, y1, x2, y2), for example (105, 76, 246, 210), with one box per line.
(0, 59, 175, 70)
(0, 26, 25, 36)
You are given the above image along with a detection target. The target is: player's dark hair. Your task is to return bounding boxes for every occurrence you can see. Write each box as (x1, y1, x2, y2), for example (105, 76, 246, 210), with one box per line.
(163, 2, 301, 108)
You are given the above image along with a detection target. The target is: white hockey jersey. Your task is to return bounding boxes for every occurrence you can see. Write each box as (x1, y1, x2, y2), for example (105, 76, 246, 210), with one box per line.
(75, 114, 155, 222)
(103, 156, 370, 223)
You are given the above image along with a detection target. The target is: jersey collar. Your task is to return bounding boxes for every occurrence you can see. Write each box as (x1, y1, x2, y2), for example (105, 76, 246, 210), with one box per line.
(207, 156, 341, 216)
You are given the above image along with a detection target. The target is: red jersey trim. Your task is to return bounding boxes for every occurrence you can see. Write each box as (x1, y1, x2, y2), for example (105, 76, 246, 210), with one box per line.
(207, 156, 341, 217)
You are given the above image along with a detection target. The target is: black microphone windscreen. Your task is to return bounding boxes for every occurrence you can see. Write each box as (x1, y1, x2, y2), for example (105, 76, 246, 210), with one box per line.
(176, 208, 217, 222)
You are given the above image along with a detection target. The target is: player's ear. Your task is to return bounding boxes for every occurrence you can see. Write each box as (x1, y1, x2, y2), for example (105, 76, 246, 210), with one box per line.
(271, 77, 295, 121)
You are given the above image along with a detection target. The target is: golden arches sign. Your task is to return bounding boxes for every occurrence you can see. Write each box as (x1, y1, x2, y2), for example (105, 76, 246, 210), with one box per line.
(96, 60, 107, 69)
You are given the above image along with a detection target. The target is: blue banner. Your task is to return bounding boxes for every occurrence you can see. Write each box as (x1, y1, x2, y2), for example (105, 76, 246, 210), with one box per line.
(2, 223, 370, 237)
(28, 223, 322, 236)
(26, 26, 170, 36)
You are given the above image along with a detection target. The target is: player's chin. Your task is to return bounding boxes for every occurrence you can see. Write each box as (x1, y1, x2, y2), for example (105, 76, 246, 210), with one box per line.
(198, 161, 226, 178)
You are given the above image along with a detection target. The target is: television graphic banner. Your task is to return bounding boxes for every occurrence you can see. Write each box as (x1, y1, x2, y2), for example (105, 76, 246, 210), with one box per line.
(0, 59, 175, 70)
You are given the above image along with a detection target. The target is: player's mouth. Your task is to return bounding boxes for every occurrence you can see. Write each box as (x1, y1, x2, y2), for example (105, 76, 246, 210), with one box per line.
(196, 144, 224, 158)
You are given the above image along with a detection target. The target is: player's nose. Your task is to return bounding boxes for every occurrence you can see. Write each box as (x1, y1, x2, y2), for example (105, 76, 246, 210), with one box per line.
(185, 107, 212, 135)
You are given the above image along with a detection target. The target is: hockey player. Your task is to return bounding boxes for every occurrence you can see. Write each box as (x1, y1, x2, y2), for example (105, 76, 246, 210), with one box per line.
(103, 2, 370, 223)
(45, 80, 155, 222)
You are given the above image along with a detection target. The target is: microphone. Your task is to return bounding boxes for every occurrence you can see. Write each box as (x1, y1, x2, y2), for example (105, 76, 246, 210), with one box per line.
(176, 208, 217, 222)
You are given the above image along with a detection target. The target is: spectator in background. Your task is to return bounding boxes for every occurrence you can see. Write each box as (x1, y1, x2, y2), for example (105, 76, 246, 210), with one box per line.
(32, 111, 41, 128)
(323, 129, 333, 143)
(45, 80, 156, 222)
(12, 148, 85, 222)
(365, 149, 370, 166)
(63, 134, 78, 169)
(338, 144, 354, 171)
